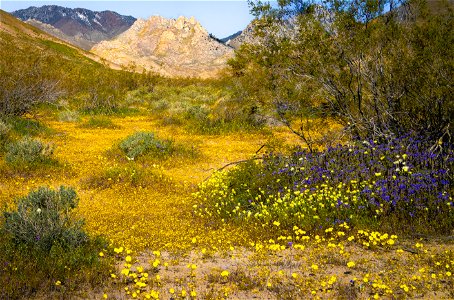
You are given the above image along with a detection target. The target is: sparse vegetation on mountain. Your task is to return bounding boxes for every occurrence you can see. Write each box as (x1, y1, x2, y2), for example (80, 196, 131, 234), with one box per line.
(0, 10, 156, 117)
(13, 5, 136, 50)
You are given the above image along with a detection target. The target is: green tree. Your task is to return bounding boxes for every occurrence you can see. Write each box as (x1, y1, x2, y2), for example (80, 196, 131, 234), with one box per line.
(230, 0, 453, 146)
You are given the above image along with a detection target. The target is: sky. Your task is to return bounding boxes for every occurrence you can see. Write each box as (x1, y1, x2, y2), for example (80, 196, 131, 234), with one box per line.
(1, 1, 255, 38)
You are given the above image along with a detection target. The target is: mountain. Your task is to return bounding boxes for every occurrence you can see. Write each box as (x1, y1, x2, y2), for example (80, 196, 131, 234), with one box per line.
(223, 22, 257, 49)
(91, 16, 234, 78)
(12, 5, 136, 50)
(0, 9, 108, 66)
(1, 9, 146, 116)
(221, 31, 241, 44)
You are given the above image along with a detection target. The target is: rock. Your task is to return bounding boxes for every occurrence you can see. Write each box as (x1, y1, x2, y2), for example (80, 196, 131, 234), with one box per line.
(91, 16, 234, 78)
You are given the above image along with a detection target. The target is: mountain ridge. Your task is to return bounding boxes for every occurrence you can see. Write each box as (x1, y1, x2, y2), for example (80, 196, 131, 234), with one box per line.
(91, 15, 234, 78)
(12, 5, 136, 50)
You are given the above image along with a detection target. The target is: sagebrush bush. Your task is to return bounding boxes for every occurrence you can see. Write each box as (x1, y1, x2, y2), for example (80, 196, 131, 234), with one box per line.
(5, 136, 54, 166)
(80, 116, 120, 129)
(144, 83, 264, 134)
(0, 119, 11, 150)
(83, 164, 175, 192)
(0, 185, 111, 298)
(58, 110, 80, 122)
(119, 131, 173, 160)
(3, 186, 88, 251)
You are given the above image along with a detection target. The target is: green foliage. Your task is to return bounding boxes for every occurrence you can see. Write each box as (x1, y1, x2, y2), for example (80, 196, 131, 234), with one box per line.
(40, 39, 80, 57)
(58, 110, 80, 122)
(0, 35, 63, 116)
(195, 139, 454, 235)
(0, 234, 111, 299)
(116, 131, 200, 164)
(232, 0, 454, 144)
(3, 186, 87, 251)
(5, 136, 54, 166)
(6, 116, 53, 137)
(0, 119, 11, 152)
(0, 12, 159, 116)
(80, 116, 120, 129)
(144, 82, 265, 134)
(119, 131, 174, 160)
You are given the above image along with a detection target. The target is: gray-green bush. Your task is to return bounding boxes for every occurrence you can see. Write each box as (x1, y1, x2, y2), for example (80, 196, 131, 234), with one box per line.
(80, 116, 120, 129)
(58, 110, 80, 122)
(119, 131, 173, 160)
(0, 120, 11, 151)
(5, 136, 54, 165)
(3, 186, 88, 251)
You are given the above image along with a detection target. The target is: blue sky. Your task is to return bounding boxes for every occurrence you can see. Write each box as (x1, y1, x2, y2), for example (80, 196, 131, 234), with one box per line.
(1, 1, 254, 38)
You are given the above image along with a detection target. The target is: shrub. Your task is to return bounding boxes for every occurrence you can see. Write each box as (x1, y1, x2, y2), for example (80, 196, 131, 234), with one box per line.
(231, 0, 454, 145)
(0, 233, 111, 299)
(119, 131, 174, 160)
(3, 186, 88, 251)
(7, 116, 53, 137)
(58, 110, 80, 122)
(80, 116, 120, 129)
(5, 136, 54, 166)
(150, 98, 170, 111)
(0, 186, 111, 298)
(195, 136, 454, 234)
(0, 52, 62, 117)
(0, 119, 11, 151)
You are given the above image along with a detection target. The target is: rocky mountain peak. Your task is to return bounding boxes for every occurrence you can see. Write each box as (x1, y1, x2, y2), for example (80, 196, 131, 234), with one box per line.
(13, 5, 136, 50)
(91, 16, 234, 78)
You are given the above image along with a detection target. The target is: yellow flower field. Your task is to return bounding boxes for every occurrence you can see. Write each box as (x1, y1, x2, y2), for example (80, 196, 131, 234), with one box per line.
(0, 114, 453, 299)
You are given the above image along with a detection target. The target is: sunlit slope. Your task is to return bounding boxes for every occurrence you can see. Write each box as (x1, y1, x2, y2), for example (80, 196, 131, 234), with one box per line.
(0, 10, 122, 77)
(1, 9, 147, 115)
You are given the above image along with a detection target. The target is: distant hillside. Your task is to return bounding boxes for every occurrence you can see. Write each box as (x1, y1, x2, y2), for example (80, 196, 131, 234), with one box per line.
(221, 31, 241, 44)
(91, 16, 234, 78)
(13, 5, 136, 50)
(223, 22, 257, 49)
(0, 9, 148, 114)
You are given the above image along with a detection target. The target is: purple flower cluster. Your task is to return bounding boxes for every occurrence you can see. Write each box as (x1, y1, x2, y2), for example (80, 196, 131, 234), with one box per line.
(250, 136, 454, 233)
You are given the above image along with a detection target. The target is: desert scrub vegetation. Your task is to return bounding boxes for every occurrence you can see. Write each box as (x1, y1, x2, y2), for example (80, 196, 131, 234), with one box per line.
(116, 131, 199, 161)
(230, 0, 453, 148)
(0, 119, 11, 152)
(3, 116, 54, 137)
(3, 186, 87, 250)
(58, 110, 80, 122)
(0, 186, 112, 299)
(83, 164, 174, 191)
(1, 3, 453, 299)
(195, 136, 454, 235)
(5, 136, 55, 167)
(0, 12, 159, 117)
(119, 131, 175, 160)
(80, 116, 121, 129)
(138, 81, 265, 134)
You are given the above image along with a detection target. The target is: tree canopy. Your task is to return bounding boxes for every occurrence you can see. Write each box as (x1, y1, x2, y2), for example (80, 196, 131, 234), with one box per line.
(230, 0, 453, 148)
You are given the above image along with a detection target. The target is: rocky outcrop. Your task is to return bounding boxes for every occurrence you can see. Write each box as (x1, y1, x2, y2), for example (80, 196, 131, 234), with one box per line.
(91, 16, 234, 78)
(13, 5, 136, 50)
(223, 22, 256, 49)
